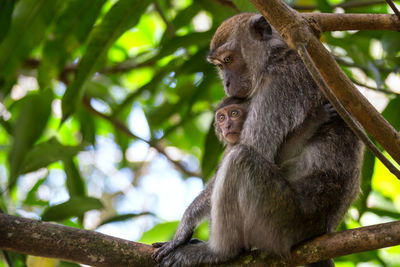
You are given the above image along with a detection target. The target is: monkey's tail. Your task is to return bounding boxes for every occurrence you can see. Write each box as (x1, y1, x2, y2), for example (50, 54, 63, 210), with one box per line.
(305, 259, 335, 267)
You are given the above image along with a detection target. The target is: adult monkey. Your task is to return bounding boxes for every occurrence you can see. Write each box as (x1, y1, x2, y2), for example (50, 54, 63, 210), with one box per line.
(154, 13, 363, 267)
(153, 95, 341, 266)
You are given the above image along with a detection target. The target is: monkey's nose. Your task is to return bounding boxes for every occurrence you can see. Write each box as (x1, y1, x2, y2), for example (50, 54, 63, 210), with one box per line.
(225, 81, 230, 88)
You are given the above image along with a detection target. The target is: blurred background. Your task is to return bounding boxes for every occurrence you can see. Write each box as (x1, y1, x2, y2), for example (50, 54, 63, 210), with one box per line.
(0, 0, 399, 266)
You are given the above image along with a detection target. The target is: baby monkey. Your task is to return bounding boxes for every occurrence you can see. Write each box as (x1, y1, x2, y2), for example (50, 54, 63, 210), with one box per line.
(214, 96, 250, 145)
(152, 98, 337, 265)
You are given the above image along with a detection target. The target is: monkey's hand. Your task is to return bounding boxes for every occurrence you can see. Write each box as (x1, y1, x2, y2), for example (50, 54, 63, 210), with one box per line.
(323, 103, 338, 123)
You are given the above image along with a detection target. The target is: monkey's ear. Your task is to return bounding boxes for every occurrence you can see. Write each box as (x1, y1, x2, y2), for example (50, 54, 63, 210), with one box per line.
(249, 15, 272, 41)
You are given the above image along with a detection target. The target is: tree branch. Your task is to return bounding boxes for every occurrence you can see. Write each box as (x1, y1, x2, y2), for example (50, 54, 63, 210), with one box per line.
(1, 214, 400, 266)
(0, 214, 154, 267)
(250, 0, 400, 166)
(305, 13, 400, 31)
(293, 0, 388, 11)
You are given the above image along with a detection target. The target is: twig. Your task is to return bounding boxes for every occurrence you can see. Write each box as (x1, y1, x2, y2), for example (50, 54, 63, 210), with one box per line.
(350, 77, 400, 96)
(82, 96, 200, 178)
(154, 1, 175, 37)
(214, 0, 241, 12)
(334, 57, 396, 75)
(385, 0, 400, 20)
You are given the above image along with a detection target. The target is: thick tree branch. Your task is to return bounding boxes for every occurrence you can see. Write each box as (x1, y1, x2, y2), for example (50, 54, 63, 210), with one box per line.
(250, 0, 400, 167)
(294, 0, 388, 10)
(1, 214, 400, 266)
(0, 214, 154, 267)
(305, 13, 400, 31)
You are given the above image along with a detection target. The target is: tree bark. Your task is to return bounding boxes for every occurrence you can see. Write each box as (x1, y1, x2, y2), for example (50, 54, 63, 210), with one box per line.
(250, 0, 400, 167)
(1, 214, 400, 266)
(0, 214, 154, 267)
(305, 13, 400, 31)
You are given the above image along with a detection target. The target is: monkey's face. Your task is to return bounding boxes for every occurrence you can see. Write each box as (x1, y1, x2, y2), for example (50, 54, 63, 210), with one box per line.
(207, 47, 251, 98)
(215, 104, 247, 144)
(208, 13, 286, 98)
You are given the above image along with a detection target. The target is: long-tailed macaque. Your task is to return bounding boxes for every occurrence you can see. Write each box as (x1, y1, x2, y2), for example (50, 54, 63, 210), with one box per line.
(153, 94, 342, 266)
(153, 13, 363, 267)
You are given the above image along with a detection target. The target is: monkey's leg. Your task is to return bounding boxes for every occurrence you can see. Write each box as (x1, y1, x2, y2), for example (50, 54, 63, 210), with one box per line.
(152, 178, 214, 263)
(159, 152, 246, 267)
(231, 144, 300, 257)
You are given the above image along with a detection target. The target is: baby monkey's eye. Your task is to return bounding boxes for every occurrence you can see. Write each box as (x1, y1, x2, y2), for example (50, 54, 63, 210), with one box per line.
(217, 64, 223, 70)
(218, 114, 226, 121)
(224, 56, 232, 63)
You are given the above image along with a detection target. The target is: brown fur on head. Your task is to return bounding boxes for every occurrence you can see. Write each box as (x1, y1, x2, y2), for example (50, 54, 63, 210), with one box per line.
(209, 13, 254, 54)
(214, 96, 250, 144)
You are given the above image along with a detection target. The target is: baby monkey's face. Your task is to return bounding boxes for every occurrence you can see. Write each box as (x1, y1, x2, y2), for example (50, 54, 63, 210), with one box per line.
(215, 104, 247, 144)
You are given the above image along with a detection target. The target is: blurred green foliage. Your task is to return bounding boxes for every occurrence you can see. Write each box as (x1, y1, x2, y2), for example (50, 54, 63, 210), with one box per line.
(0, 0, 399, 266)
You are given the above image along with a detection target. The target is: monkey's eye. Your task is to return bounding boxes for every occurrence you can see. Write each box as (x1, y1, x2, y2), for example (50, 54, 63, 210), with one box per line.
(218, 114, 225, 122)
(217, 64, 223, 70)
(231, 110, 239, 117)
(223, 56, 232, 64)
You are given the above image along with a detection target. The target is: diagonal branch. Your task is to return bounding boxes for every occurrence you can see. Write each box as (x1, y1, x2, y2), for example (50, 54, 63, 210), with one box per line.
(249, 0, 400, 168)
(384, 0, 400, 19)
(1, 213, 400, 266)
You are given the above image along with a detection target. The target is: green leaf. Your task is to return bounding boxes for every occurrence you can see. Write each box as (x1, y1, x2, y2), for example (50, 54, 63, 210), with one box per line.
(98, 212, 154, 227)
(316, 0, 333, 12)
(201, 119, 224, 181)
(8, 90, 53, 188)
(0, 0, 15, 43)
(61, 0, 152, 122)
(38, 0, 107, 88)
(197, 0, 236, 24)
(159, 3, 202, 44)
(63, 159, 86, 197)
(139, 221, 179, 245)
(354, 149, 375, 214)
(77, 108, 96, 145)
(157, 31, 213, 60)
(24, 177, 48, 206)
(20, 137, 85, 174)
(0, 0, 62, 93)
(382, 96, 400, 131)
(59, 262, 81, 267)
(41, 196, 103, 221)
(232, 0, 257, 12)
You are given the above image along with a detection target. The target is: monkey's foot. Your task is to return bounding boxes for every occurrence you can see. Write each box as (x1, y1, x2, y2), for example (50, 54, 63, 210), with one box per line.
(159, 242, 226, 267)
(152, 239, 204, 264)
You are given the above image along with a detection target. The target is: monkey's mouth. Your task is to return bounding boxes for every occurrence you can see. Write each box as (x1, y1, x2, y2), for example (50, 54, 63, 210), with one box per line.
(226, 132, 240, 137)
(230, 88, 249, 98)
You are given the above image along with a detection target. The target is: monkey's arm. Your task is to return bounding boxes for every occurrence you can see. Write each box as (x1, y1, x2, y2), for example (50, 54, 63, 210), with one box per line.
(152, 177, 214, 262)
(278, 103, 337, 163)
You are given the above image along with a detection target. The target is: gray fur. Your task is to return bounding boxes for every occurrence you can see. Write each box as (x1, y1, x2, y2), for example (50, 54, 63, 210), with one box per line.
(153, 13, 363, 267)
